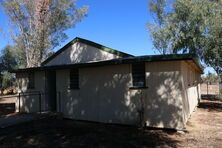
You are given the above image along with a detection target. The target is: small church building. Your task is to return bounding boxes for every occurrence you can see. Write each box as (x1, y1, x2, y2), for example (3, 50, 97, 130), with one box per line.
(12, 37, 202, 130)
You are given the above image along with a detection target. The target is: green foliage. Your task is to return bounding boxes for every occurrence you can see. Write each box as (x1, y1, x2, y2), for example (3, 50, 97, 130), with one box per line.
(202, 72, 220, 83)
(1, 0, 88, 67)
(1, 71, 14, 88)
(0, 46, 18, 88)
(1, 45, 19, 70)
(149, 0, 166, 25)
(148, 0, 222, 78)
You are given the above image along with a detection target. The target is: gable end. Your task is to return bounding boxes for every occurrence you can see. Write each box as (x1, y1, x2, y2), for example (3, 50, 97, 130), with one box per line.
(41, 37, 133, 66)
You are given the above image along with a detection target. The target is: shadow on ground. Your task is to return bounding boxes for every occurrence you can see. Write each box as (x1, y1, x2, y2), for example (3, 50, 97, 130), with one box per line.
(0, 103, 15, 116)
(0, 117, 180, 147)
(0, 98, 221, 147)
(198, 99, 222, 112)
(201, 94, 221, 100)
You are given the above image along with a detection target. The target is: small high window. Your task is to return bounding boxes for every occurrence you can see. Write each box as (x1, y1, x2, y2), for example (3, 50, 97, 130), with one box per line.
(28, 72, 35, 89)
(132, 63, 146, 87)
(70, 69, 79, 89)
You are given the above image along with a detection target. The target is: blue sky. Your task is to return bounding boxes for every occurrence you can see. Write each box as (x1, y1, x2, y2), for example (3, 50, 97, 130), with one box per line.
(0, 0, 215, 74)
(67, 0, 155, 56)
(0, 0, 154, 56)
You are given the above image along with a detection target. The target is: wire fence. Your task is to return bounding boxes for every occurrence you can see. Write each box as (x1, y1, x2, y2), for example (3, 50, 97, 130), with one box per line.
(0, 91, 42, 113)
(0, 91, 63, 113)
(201, 82, 222, 99)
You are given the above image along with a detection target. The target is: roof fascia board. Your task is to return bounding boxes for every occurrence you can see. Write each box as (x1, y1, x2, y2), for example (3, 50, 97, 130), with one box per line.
(12, 54, 203, 73)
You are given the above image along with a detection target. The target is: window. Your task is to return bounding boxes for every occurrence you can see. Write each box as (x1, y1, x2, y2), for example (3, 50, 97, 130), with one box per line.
(70, 69, 79, 89)
(132, 63, 146, 87)
(28, 72, 35, 89)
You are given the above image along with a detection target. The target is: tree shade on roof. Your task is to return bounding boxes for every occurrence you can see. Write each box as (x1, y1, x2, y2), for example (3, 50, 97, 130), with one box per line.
(11, 54, 203, 73)
(41, 37, 134, 65)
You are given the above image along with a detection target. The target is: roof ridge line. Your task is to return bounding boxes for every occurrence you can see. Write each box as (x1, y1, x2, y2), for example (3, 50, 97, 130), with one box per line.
(75, 37, 134, 57)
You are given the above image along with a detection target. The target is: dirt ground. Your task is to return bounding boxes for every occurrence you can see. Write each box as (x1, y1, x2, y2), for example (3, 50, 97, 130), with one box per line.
(0, 99, 221, 147)
(177, 99, 222, 147)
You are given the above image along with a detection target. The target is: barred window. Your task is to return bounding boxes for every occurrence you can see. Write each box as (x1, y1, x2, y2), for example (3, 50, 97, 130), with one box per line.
(132, 63, 146, 87)
(28, 72, 35, 89)
(70, 69, 79, 89)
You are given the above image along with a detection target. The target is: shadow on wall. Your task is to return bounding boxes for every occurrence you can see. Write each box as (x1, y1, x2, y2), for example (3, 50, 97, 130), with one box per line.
(143, 70, 183, 129)
(49, 42, 118, 65)
(17, 77, 43, 113)
(69, 43, 117, 63)
(62, 64, 184, 129)
(18, 94, 40, 113)
(64, 66, 140, 124)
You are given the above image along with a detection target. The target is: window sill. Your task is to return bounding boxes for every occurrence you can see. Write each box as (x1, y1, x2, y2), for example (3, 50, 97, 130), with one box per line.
(129, 86, 148, 90)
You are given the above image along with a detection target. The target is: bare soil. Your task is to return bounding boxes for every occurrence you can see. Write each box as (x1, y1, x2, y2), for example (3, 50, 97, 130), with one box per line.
(0, 99, 221, 148)
(177, 99, 222, 147)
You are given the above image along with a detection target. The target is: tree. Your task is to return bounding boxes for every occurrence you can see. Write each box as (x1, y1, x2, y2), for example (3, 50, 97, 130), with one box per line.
(1, 45, 19, 70)
(148, 0, 222, 81)
(0, 46, 18, 88)
(202, 72, 220, 84)
(1, 0, 88, 67)
(1, 71, 14, 88)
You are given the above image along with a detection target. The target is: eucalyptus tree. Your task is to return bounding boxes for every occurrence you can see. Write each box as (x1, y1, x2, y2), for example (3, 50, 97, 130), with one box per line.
(1, 0, 88, 67)
(148, 0, 222, 81)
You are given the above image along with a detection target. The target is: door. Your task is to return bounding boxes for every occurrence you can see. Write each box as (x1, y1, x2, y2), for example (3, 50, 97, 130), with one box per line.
(45, 71, 57, 111)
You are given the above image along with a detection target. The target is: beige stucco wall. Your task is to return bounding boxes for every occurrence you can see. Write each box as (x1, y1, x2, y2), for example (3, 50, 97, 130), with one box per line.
(15, 71, 46, 113)
(15, 60, 201, 130)
(57, 61, 185, 129)
(45, 42, 121, 66)
(56, 65, 140, 125)
(180, 61, 201, 123)
(144, 61, 184, 129)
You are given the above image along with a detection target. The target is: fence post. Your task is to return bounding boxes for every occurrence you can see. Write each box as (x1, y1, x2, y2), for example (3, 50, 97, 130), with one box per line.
(58, 91, 61, 112)
(18, 93, 21, 113)
(219, 82, 221, 99)
(207, 82, 209, 96)
(39, 92, 41, 113)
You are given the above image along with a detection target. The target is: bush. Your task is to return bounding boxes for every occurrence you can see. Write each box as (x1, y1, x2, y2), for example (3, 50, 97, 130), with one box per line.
(1, 71, 15, 89)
